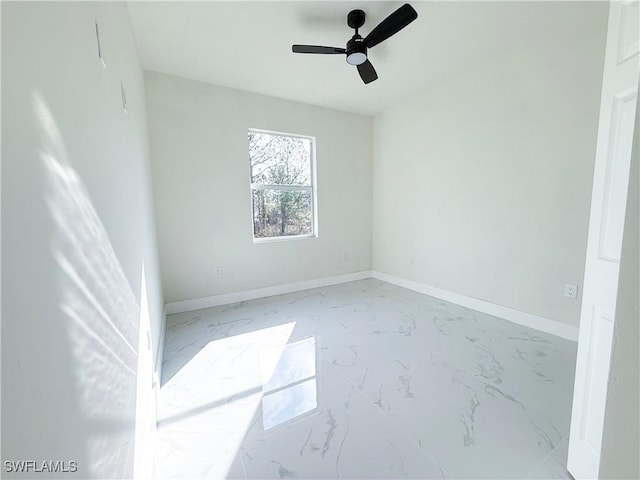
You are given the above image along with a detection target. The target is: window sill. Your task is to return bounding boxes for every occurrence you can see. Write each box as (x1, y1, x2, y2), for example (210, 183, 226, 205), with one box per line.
(253, 234, 317, 244)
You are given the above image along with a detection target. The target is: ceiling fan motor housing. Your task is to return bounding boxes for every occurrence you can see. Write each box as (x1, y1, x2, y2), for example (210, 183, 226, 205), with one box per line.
(346, 36, 367, 65)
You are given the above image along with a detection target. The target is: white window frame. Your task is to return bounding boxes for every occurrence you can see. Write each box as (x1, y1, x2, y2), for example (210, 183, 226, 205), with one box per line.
(248, 128, 318, 243)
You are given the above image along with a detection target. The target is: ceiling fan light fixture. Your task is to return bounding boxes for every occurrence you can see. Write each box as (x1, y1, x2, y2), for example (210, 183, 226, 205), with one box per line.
(346, 51, 367, 66)
(346, 36, 367, 66)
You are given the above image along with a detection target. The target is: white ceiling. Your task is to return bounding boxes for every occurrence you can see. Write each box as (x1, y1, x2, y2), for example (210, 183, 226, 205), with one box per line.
(127, 1, 601, 116)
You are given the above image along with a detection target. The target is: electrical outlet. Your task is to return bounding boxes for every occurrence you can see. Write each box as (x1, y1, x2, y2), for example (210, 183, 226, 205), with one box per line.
(214, 268, 222, 278)
(564, 283, 578, 300)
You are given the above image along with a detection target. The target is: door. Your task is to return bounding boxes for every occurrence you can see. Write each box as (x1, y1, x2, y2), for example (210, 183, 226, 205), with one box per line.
(567, 1, 639, 478)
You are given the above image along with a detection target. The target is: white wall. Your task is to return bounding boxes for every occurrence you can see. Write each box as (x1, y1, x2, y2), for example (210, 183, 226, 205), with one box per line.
(145, 71, 372, 304)
(372, 1, 608, 326)
(2, 2, 163, 478)
(599, 90, 639, 480)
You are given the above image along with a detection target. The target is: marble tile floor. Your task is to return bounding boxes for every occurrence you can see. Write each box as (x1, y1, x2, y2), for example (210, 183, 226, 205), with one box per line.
(154, 279, 577, 479)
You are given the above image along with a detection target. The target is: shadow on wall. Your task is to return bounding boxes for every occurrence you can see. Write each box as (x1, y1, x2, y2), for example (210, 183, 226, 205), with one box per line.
(35, 92, 144, 478)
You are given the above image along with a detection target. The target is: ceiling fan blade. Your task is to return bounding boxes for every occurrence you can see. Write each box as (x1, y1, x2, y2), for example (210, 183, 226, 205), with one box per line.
(357, 59, 378, 84)
(292, 45, 346, 54)
(363, 3, 418, 49)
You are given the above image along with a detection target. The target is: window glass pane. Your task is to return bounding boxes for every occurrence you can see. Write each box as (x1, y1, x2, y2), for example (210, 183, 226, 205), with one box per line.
(249, 132, 311, 185)
(252, 189, 312, 238)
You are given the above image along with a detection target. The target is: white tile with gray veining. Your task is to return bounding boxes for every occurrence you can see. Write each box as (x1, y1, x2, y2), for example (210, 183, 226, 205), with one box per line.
(526, 438, 573, 479)
(154, 279, 576, 479)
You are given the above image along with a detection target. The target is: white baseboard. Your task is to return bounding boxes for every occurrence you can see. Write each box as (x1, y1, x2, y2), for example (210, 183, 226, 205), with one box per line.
(164, 270, 373, 315)
(163, 269, 578, 342)
(371, 270, 579, 342)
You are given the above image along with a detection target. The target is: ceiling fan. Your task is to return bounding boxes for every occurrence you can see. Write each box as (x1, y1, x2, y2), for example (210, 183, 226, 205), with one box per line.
(292, 3, 418, 85)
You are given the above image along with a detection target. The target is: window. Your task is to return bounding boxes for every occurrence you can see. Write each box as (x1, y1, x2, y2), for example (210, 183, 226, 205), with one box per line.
(249, 129, 316, 240)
